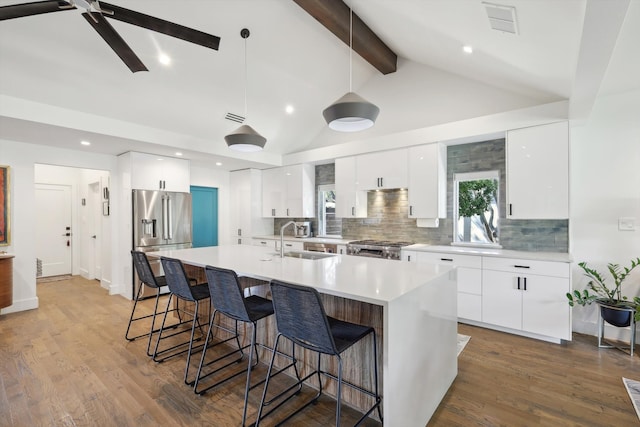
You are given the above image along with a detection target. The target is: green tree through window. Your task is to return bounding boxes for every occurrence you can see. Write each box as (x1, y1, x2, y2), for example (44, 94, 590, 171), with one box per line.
(454, 171, 499, 245)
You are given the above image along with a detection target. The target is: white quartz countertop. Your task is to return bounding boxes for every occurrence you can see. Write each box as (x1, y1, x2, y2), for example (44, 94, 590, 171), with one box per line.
(403, 244, 572, 263)
(148, 245, 452, 305)
(252, 235, 352, 245)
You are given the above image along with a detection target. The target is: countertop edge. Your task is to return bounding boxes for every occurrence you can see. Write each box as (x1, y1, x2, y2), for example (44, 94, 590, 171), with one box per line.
(402, 244, 573, 263)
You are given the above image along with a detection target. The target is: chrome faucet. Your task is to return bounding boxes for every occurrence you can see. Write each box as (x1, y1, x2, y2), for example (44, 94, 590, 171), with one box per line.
(280, 221, 296, 258)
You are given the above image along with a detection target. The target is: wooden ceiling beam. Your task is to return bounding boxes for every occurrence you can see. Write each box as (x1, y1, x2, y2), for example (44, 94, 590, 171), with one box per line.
(293, 0, 397, 75)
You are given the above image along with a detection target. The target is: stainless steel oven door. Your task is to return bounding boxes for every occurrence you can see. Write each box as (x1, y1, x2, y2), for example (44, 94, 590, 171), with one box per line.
(303, 242, 337, 253)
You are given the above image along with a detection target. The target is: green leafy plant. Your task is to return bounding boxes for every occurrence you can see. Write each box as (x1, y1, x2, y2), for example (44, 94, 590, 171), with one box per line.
(566, 257, 640, 322)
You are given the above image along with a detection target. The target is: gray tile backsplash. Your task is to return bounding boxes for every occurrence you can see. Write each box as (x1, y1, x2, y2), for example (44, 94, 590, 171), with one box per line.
(273, 142, 569, 252)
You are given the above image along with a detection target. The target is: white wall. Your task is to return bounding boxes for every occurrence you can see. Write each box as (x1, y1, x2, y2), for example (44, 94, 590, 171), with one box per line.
(570, 88, 640, 341)
(0, 139, 118, 314)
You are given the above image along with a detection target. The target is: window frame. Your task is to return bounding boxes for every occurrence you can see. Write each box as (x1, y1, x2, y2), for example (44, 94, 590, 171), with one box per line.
(452, 170, 501, 248)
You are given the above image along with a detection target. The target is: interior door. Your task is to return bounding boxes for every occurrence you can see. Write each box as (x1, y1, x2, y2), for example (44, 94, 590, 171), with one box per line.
(190, 186, 218, 247)
(35, 184, 72, 277)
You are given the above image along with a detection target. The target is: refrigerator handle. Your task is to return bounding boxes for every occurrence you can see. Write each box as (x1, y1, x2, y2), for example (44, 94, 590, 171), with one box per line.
(167, 196, 173, 240)
(162, 196, 169, 240)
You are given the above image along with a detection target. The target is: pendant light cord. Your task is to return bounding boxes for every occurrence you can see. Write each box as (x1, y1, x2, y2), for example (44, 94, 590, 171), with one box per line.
(349, 8, 353, 92)
(244, 34, 248, 118)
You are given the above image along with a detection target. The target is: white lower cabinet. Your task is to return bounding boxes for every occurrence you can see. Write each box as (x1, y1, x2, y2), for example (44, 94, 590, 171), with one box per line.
(252, 238, 276, 250)
(403, 250, 571, 342)
(482, 257, 571, 341)
(337, 244, 347, 255)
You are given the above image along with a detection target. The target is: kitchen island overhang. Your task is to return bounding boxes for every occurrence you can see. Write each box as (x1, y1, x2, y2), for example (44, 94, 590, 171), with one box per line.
(148, 245, 457, 426)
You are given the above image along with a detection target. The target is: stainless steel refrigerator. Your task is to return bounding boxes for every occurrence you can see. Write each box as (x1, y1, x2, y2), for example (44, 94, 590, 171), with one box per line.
(132, 189, 192, 299)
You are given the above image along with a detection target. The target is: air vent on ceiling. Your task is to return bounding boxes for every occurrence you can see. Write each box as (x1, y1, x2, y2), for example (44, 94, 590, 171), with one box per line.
(483, 2, 519, 35)
(225, 112, 245, 124)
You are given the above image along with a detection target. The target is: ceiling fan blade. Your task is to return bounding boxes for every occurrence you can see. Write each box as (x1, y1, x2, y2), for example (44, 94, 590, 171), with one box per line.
(0, 0, 74, 21)
(82, 11, 147, 73)
(99, 2, 220, 51)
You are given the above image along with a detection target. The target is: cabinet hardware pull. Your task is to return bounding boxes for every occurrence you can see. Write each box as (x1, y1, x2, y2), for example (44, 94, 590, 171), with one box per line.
(524, 277, 527, 291)
(285, 243, 292, 247)
(509, 203, 513, 216)
(440, 258, 453, 262)
(410, 206, 413, 216)
(380, 177, 384, 187)
(287, 208, 290, 216)
(407, 255, 411, 262)
(352, 207, 355, 216)
(514, 265, 530, 269)
(517, 277, 521, 290)
(238, 228, 242, 236)
(272, 208, 275, 216)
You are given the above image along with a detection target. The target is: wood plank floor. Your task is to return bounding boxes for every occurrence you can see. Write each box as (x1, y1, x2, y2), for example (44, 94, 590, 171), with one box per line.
(0, 276, 638, 426)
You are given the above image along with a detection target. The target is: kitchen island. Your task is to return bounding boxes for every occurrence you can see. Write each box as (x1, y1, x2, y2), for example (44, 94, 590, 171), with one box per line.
(149, 245, 457, 426)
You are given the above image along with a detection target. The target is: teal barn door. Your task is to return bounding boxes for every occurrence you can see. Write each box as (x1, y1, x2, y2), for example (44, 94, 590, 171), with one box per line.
(190, 186, 218, 247)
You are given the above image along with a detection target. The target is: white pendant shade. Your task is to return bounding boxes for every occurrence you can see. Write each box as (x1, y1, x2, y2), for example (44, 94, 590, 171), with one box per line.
(322, 91, 380, 132)
(225, 124, 266, 152)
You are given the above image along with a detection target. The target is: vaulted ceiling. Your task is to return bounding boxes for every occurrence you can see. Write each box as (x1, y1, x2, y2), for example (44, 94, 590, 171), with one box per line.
(0, 0, 637, 170)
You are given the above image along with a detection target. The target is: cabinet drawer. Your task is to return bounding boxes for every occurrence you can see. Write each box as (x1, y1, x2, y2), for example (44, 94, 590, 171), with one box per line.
(282, 241, 304, 251)
(416, 252, 482, 269)
(482, 257, 570, 278)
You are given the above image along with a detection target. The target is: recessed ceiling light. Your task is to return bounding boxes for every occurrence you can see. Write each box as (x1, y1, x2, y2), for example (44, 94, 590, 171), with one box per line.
(81, 140, 91, 146)
(285, 105, 295, 114)
(215, 162, 222, 166)
(463, 45, 473, 54)
(175, 152, 183, 156)
(158, 52, 171, 66)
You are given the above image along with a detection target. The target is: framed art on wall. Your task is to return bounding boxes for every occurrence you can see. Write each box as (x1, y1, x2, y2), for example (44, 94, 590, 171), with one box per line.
(0, 165, 9, 245)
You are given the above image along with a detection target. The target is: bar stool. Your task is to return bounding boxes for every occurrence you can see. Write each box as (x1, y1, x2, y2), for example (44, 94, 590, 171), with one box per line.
(193, 265, 275, 427)
(255, 280, 382, 426)
(127, 251, 174, 356)
(154, 256, 211, 385)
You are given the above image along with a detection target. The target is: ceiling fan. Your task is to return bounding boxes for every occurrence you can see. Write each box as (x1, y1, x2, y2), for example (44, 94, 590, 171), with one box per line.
(0, 0, 221, 72)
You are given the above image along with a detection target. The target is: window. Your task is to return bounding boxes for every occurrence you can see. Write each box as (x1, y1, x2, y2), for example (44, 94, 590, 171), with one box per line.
(317, 184, 338, 237)
(454, 171, 500, 246)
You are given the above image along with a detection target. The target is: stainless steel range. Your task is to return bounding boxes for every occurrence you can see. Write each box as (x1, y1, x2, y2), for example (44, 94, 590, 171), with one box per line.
(346, 240, 414, 260)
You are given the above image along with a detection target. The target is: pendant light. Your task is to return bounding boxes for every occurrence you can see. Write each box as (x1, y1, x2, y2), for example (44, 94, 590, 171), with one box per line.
(322, 9, 379, 132)
(225, 28, 266, 152)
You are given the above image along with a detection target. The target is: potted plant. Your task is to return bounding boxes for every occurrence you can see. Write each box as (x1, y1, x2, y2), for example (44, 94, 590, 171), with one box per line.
(567, 257, 640, 326)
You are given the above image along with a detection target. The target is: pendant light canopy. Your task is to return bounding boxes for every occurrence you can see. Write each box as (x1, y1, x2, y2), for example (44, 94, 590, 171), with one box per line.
(225, 28, 266, 152)
(323, 9, 379, 132)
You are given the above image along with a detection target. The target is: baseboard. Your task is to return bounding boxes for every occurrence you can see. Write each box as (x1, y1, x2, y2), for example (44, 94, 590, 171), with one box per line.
(79, 268, 90, 279)
(459, 319, 564, 344)
(0, 296, 39, 314)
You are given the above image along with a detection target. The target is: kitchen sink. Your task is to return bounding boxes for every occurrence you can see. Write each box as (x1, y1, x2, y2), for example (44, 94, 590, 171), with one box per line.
(282, 251, 337, 260)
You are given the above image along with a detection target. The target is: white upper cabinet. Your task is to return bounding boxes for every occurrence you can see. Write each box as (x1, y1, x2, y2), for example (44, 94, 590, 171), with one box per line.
(261, 168, 285, 217)
(127, 152, 190, 192)
(262, 164, 315, 218)
(356, 149, 408, 191)
(408, 144, 446, 219)
(230, 169, 272, 244)
(335, 157, 367, 218)
(506, 121, 569, 219)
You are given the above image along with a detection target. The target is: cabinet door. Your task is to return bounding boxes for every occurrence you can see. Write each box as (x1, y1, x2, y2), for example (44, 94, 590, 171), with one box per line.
(408, 144, 446, 218)
(356, 149, 408, 190)
(130, 152, 163, 190)
(506, 121, 569, 219)
(482, 270, 522, 330)
(337, 244, 347, 255)
(522, 275, 571, 340)
(262, 168, 284, 217)
(284, 164, 315, 218)
(335, 157, 367, 218)
(161, 157, 190, 192)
